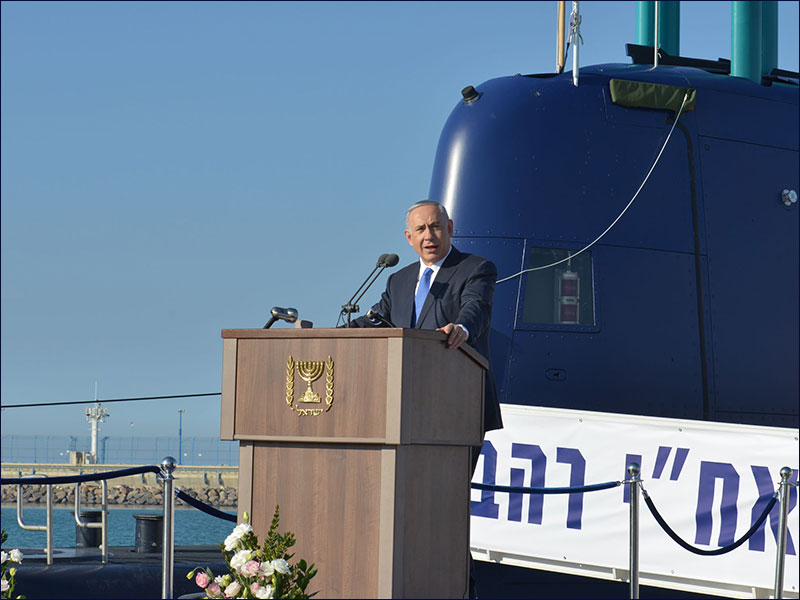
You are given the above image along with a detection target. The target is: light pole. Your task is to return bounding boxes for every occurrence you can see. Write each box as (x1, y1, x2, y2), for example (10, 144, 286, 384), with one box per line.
(130, 421, 135, 464)
(100, 436, 110, 464)
(178, 409, 185, 465)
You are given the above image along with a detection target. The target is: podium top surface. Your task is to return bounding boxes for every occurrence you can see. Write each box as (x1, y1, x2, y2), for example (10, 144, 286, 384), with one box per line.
(221, 327, 488, 369)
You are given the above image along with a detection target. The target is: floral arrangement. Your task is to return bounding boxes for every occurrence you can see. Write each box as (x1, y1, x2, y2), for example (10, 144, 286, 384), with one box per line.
(188, 506, 317, 599)
(1, 530, 25, 600)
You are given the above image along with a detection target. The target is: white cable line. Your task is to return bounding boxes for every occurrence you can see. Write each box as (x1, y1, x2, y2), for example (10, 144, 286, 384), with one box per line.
(496, 91, 689, 285)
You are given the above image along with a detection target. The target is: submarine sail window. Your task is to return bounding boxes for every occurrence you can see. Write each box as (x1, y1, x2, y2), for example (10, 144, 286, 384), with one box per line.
(520, 247, 595, 327)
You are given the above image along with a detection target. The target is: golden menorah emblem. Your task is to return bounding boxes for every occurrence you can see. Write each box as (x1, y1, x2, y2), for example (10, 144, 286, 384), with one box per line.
(297, 360, 324, 403)
(286, 355, 334, 416)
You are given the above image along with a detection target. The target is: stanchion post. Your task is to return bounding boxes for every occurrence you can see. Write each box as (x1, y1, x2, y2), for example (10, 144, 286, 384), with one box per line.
(627, 462, 641, 600)
(160, 456, 177, 599)
(46, 484, 53, 566)
(774, 466, 793, 600)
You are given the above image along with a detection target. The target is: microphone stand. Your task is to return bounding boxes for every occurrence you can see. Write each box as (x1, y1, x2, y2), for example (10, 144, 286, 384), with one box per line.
(341, 256, 389, 327)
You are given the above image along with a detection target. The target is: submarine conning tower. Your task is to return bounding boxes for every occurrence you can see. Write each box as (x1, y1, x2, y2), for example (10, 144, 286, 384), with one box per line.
(426, 1, 799, 427)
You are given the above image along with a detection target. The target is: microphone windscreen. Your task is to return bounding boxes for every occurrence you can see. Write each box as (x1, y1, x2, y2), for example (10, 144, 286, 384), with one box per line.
(376, 253, 389, 266)
(384, 254, 399, 267)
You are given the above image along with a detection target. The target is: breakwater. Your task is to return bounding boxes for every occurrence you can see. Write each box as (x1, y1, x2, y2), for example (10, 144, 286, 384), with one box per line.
(1, 463, 239, 508)
(1, 483, 237, 507)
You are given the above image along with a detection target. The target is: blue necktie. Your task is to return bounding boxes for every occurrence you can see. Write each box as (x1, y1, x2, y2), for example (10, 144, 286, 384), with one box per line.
(414, 267, 433, 327)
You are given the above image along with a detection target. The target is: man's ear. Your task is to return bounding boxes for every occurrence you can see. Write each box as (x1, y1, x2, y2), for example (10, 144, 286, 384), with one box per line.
(448, 220, 454, 236)
(404, 230, 413, 245)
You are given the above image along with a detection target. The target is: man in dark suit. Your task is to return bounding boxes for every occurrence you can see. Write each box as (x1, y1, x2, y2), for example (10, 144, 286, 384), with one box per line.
(351, 200, 502, 598)
(350, 200, 503, 436)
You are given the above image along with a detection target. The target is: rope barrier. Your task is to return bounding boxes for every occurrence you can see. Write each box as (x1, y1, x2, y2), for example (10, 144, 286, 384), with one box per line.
(0, 465, 162, 486)
(471, 480, 621, 494)
(642, 489, 779, 556)
(175, 488, 237, 523)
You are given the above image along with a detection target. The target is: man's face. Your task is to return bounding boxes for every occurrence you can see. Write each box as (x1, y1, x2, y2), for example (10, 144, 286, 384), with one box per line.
(404, 204, 453, 265)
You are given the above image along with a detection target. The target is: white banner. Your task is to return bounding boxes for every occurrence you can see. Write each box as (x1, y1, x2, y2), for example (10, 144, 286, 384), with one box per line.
(470, 405, 799, 598)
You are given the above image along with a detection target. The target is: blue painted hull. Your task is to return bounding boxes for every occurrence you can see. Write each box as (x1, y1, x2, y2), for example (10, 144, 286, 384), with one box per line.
(428, 64, 799, 427)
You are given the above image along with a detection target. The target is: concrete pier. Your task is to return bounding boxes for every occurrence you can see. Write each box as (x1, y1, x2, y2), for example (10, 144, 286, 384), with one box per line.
(1, 463, 238, 507)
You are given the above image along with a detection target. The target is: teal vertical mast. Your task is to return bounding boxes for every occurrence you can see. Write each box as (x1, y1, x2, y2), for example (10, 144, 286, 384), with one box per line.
(635, 1, 680, 57)
(761, 1, 778, 76)
(731, 1, 762, 83)
(635, 1, 656, 47)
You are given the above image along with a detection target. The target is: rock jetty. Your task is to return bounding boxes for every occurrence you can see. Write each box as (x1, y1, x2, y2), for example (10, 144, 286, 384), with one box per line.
(1, 483, 237, 508)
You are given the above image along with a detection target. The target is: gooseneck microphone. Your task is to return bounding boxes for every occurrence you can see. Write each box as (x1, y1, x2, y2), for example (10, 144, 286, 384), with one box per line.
(366, 309, 395, 328)
(340, 253, 399, 326)
(263, 306, 299, 329)
(382, 254, 399, 267)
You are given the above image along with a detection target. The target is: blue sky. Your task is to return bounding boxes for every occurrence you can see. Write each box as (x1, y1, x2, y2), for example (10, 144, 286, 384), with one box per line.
(2, 1, 798, 442)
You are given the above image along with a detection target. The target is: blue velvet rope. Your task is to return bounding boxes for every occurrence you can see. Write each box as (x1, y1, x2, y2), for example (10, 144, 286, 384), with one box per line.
(642, 490, 779, 556)
(471, 480, 621, 494)
(175, 489, 237, 522)
(0, 465, 162, 486)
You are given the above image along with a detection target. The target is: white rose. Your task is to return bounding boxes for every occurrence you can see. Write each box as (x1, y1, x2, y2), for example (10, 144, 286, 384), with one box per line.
(259, 561, 275, 577)
(229, 549, 252, 572)
(223, 522, 253, 551)
(253, 583, 274, 599)
(251, 582, 274, 599)
(1, 551, 7, 563)
(271, 558, 290, 575)
(9, 549, 23, 564)
(1, 579, 8, 593)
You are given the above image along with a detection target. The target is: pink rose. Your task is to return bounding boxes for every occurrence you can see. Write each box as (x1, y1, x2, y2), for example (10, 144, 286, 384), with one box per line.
(196, 572, 210, 589)
(206, 582, 221, 597)
(224, 581, 242, 598)
(240, 560, 261, 577)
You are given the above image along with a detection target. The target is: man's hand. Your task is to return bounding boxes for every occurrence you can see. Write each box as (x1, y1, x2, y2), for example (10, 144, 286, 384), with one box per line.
(437, 323, 468, 349)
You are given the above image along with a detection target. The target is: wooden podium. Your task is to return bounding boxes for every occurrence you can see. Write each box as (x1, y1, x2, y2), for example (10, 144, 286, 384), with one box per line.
(220, 328, 486, 599)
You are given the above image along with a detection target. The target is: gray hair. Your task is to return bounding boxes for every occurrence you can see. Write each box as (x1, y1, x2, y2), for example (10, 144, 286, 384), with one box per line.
(404, 200, 450, 229)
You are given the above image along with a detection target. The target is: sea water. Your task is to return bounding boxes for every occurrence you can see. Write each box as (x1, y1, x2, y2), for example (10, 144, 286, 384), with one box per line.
(0, 506, 235, 549)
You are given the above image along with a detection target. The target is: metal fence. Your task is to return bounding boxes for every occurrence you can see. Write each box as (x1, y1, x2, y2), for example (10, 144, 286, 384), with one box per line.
(0, 435, 239, 465)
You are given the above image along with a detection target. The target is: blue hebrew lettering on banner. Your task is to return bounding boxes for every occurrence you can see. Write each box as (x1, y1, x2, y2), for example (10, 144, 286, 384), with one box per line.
(695, 461, 740, 547)
(508, 443, 546, 524)
(651, 446, 691, 480)
(470, 406, 799, 593)
(653, 446, 671, 479)
(670, 448, 690, 480)
(749, 465, 798, 555)
(472, 440, 500, 519)
(556, 447, 586, 530)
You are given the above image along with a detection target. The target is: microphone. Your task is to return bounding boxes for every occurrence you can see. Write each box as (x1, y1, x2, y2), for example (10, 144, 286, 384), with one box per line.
(263, 306, 299, 329)
(366, 309, 395, 328)
(341, 252, 399, 326)
(380, 254, 399, 267)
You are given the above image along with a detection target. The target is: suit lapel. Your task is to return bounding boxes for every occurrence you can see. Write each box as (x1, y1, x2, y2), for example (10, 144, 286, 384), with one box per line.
(395, 264, 418, 328)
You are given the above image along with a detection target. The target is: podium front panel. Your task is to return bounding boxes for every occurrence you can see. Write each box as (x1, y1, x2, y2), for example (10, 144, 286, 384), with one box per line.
(245, 442, 470, 599)
(234, 337, 389, 441)
(223, 329, 485, 446)
(248, 443, 382, 597)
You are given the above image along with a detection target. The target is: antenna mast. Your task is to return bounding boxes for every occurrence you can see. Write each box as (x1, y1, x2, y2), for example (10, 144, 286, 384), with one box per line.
(85, 382, 109, 464)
